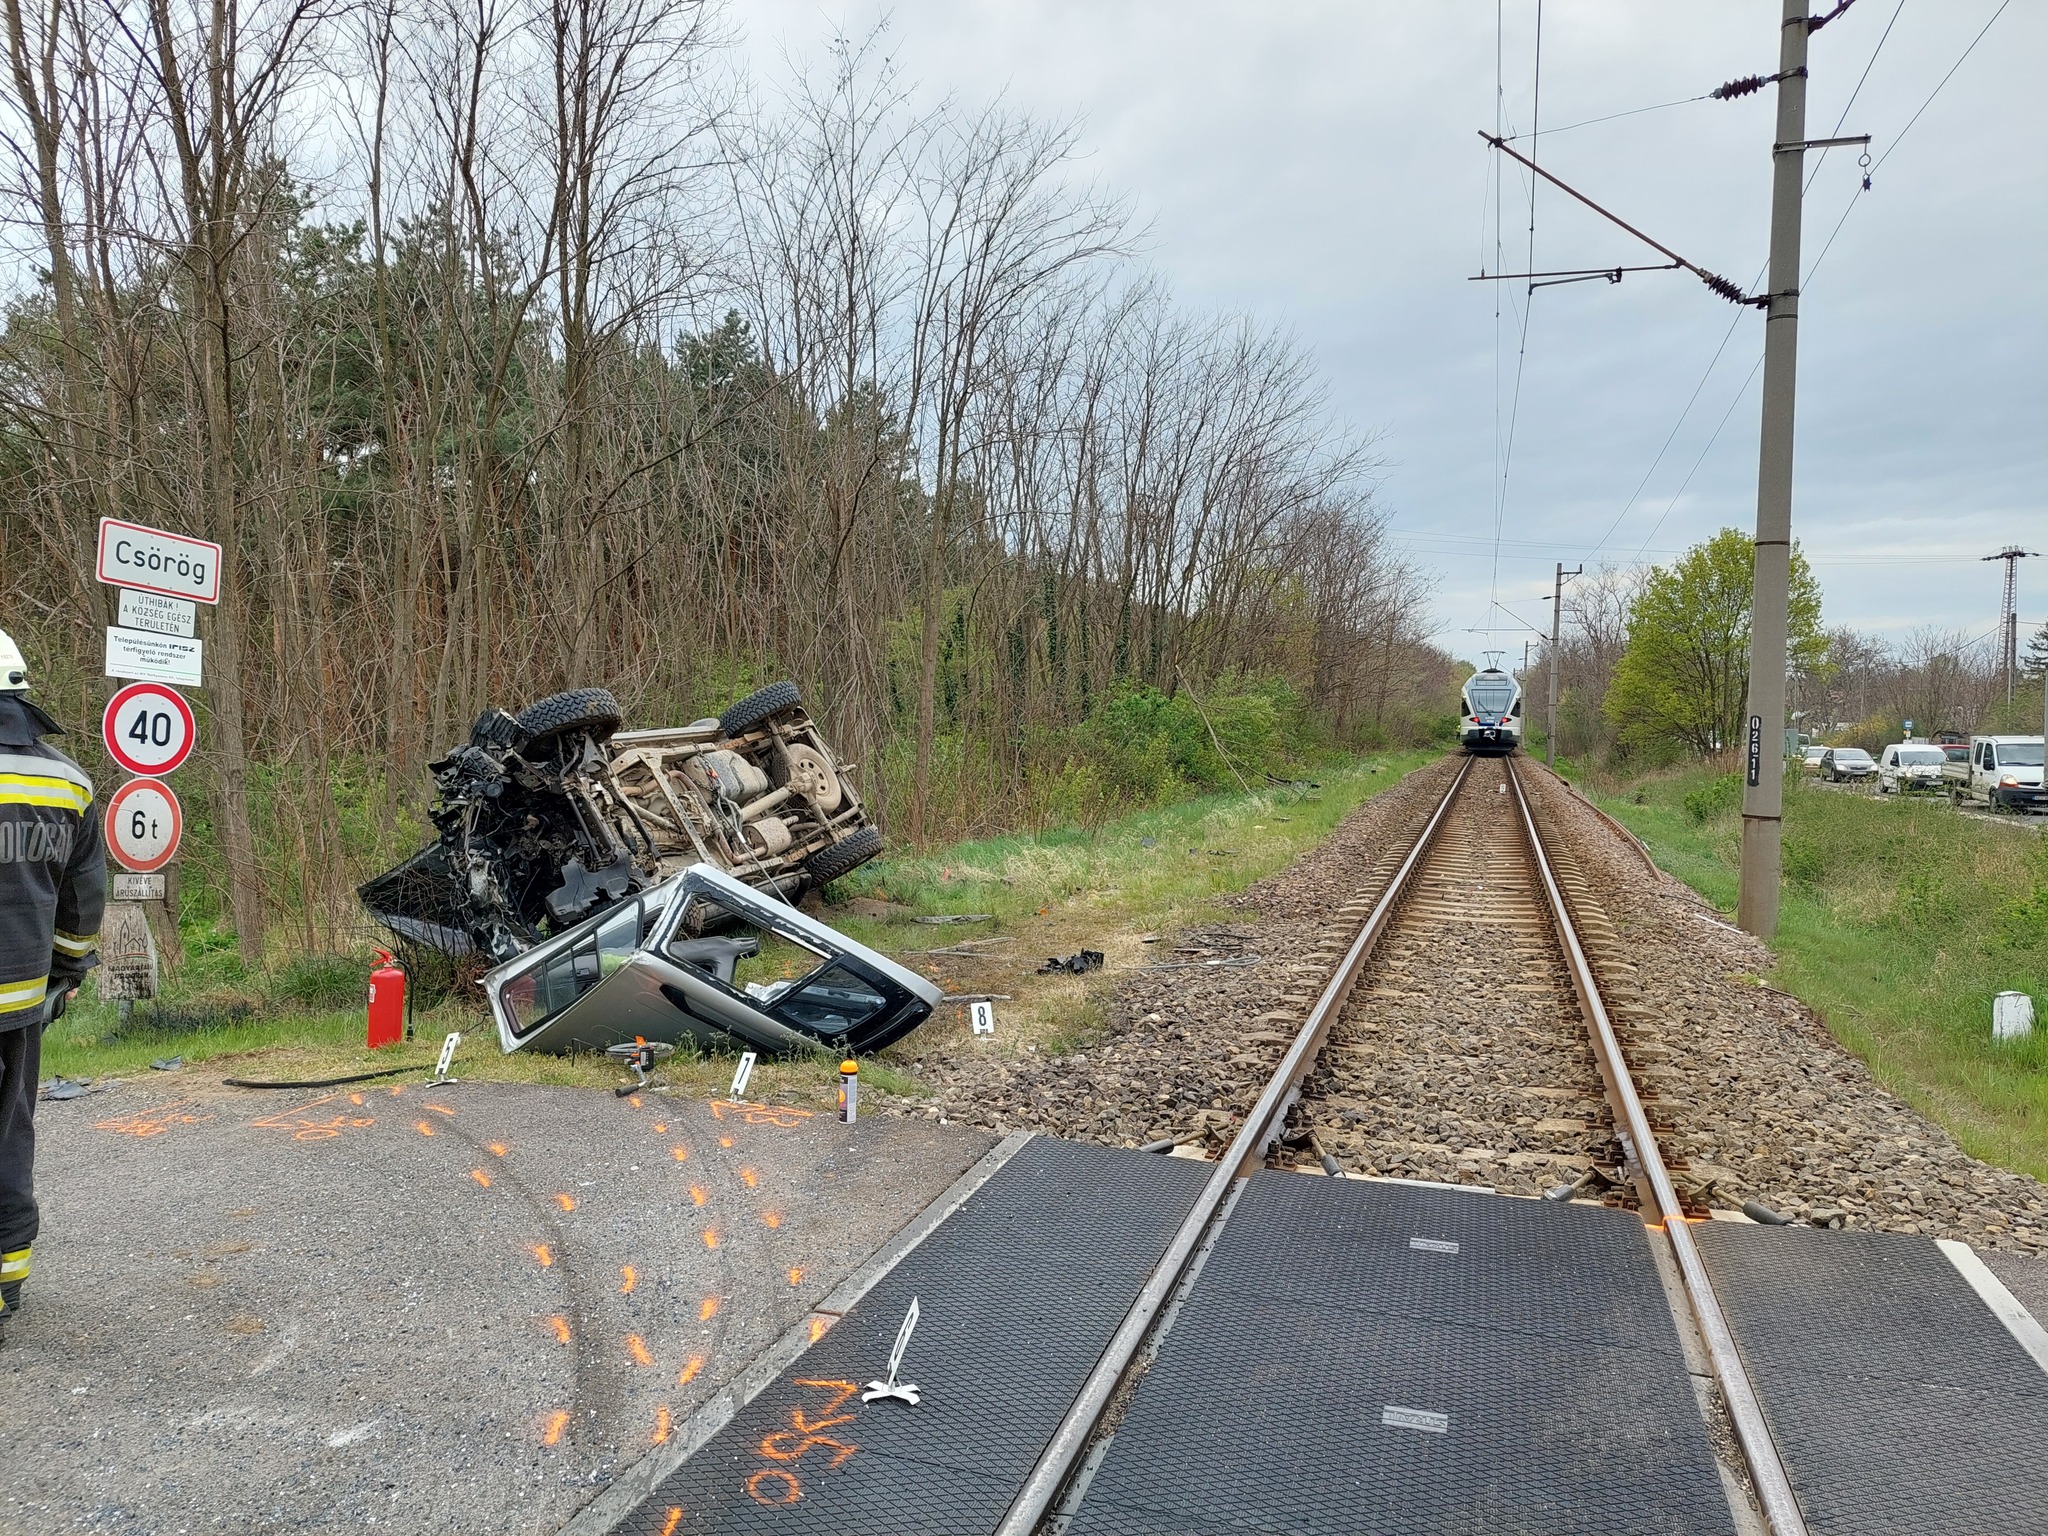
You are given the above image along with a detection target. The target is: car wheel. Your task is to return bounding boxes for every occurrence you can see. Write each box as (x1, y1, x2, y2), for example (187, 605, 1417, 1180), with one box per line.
(517, 688, 623, 751)
(720, 680, 803, 737)
(800, 825, 883, 888)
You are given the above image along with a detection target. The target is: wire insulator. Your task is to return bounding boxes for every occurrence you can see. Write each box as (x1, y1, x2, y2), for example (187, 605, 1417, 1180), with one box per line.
(1700, 271, 1752, 305)
(1712, 74, 1771, 100)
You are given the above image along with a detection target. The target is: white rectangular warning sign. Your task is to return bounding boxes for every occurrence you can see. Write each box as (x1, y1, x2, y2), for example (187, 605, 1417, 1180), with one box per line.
(117, 588, 197, 637)
(105, 626, 203, 687)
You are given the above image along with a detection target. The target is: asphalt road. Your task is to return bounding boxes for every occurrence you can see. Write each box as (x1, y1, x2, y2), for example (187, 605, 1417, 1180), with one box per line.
(1, 1073, 992, 1535)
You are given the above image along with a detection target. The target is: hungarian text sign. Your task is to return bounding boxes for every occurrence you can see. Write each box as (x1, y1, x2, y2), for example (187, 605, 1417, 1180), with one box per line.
(117, 588, 197, 637)
(96, 518, 221, 604)
(105, 627, 203, 688)
(105, 777, 183, 873)
(102, 681, 196, 777)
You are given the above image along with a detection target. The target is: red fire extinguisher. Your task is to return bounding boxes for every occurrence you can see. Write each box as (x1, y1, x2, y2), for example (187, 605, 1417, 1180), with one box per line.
(367, 950, 406, 1050)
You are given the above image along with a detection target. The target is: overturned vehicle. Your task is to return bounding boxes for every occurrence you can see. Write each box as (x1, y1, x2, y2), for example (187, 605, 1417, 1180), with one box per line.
(484, 862, 941, 1059)
(359, 680, 884, 977)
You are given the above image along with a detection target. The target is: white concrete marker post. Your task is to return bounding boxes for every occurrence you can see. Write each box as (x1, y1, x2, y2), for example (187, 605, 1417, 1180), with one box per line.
(1993, 992, 2035, 1042)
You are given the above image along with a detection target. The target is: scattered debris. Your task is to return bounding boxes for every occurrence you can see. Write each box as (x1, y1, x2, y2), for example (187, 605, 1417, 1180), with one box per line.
(1037, 949, 1105, 975)
(1139, 836, 1158, 849)
(912, 914, 992, 925)
(1188, 848, 1239, 857)
(148, 1056, 184, 1072)
(607, 1038, 675, 1096)
(39, 1078, 96, 1101)
(359, 681, 882, 964)
(920, 937, 1013, 958)
(1144, 954, 1263, 972)
(939, 993, 1012, 1005)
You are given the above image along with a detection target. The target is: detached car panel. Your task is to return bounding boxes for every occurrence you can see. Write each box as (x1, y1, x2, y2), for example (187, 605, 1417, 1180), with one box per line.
(484, 863, 942, 1058)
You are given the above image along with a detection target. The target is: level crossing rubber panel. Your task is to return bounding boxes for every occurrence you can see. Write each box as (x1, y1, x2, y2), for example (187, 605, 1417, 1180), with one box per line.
(1066, 1174, 1732, 1536)
(612, 1136, 1213, 1535)
(1695, 1222, 2048, 1535)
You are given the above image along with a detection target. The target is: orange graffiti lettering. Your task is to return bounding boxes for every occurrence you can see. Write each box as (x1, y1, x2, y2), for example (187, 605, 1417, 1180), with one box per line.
(94, 1100, 211, 1139)
(251, 1095, 373, 1142)
(758, 1428, 856, 1468)
(710, 1100, 813, 1128)
(746, 1468, 799, 1506)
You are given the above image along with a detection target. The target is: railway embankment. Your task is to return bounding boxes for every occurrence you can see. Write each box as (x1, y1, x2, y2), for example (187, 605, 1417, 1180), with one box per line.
(912, 752, 2048, 1259)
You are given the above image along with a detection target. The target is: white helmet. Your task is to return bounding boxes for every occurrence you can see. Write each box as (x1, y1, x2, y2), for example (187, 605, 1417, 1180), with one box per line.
(0, 630, 27, 691)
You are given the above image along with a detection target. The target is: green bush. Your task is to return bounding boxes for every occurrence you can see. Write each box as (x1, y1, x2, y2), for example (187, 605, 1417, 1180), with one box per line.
(271, 951, 367, 1010)
(1682, 773, 1743, 824)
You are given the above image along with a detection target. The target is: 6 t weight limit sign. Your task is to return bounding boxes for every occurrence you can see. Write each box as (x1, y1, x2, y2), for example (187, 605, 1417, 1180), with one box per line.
(106, 778, 183, 873)
(103, 681, 196, 777)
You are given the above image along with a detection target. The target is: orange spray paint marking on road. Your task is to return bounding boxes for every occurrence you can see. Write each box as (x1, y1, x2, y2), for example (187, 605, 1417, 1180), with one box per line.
(671, 1147, 689, 1162)
(763, 1211, 781, 1230)
(703, 1228, 720, 1251)
(654, 1123, 668, 1134)
(627, 1335, 654, 1367)
(653, 1406, 673, 1446)
(542, 1411, 569, 1446)
(426, 1102, 456, 1117)
(629, 1095, 643, 1109)
(620, 1265, 637, 1294)
(808, 1316, 830, 1343)
(94, 1101, 210, 1139)
(252, 1096, 373, 1142)
(788, 1267, 804, 1286)
(689, 1186, 709, 1207)
(747, 1469, 799, 1506)
(470, 1170, 492, 1188)
(415, 1122, 435, 1137)
(659, 1507, 682, 1536)
(554, 1193, 576, 1212)
(489, 1142, 508, 1157)
(533, 1244, 554, 1268)
(547, 1315, 572, 1344)
(679, 1354, 706, 1385)
(719, 1137, 734, 1149)
(699, 1296, 720, 1321)
(738, 1167, 759, 1188)
(349, 1093, 365, 1106)
(389, 1085, 405, 1096)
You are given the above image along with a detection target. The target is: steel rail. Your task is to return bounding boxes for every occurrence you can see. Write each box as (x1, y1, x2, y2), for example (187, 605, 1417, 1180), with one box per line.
(1505, 756, 1810, 1536)
(992, 754, 1476, 1536)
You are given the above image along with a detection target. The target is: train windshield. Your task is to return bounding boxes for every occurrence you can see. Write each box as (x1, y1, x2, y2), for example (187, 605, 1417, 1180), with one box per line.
(1467, 677, 1516, 715)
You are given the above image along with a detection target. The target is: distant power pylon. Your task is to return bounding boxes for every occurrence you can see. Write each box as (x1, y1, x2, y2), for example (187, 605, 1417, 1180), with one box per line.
(1984, 547, 2039, 706)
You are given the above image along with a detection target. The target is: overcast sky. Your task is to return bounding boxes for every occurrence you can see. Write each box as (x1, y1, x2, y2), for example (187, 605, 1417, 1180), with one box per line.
(736, 0, 2043, 669)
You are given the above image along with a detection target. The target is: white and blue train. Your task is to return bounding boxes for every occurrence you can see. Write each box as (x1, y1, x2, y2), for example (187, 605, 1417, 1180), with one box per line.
(1460, 667, 1523, 755)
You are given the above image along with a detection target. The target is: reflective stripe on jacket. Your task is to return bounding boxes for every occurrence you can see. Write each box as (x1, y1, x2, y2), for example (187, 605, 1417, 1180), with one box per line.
(0, 701, 106, 1026)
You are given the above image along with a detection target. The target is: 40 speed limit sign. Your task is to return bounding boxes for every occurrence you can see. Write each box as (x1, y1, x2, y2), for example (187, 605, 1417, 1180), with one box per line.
(105, 777, 183, 873)
(102, 681, 196, 777)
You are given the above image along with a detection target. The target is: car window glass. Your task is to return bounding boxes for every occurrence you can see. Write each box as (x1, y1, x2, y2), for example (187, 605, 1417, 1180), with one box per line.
(503, 934, 602, 1039)
(595, 902, 641, 977)
(2004, 743, 2043, 768)
(665, 898, 828, 1002)
(770, 962, 890, 1036)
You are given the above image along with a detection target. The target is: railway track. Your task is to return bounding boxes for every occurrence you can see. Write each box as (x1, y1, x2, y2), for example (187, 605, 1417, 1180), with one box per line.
(998, 750, 1809, 1536)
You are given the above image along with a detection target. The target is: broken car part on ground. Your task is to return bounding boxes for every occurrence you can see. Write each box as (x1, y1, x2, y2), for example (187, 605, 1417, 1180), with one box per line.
(485, 863, 942, 1059)
(359, 681, 883, 964)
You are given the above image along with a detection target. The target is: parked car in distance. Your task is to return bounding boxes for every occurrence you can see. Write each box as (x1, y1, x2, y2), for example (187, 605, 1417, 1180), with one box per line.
(1819, 747, 1876, 783)
(1877, 743, 1948, 794)
(1800, 745, 1830, 773)
(483, 862, 943, 1058)
(1943, 735, 2046, 813)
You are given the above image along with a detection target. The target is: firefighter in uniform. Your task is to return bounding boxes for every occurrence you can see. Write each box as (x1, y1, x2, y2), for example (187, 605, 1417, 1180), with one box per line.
(0, 630, 104, 1338)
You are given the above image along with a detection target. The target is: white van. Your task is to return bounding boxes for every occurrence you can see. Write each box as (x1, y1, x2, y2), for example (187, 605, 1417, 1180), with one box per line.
(1943, 736, 2045, 813)
(1877, 742, 1947, 794)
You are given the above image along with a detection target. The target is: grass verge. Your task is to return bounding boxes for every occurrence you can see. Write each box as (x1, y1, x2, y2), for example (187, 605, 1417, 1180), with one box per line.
(46, 752, 1436, 1106)
(1593, 768, 2048, 1179)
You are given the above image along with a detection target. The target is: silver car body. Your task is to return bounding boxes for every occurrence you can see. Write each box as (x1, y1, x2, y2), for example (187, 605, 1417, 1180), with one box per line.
(482, 863, 942, 1057)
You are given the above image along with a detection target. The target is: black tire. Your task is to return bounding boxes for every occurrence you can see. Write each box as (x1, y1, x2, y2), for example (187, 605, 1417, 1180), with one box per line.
(720, 680, 802, 737)
(518, 688, 623, 749)
(800, 824, 882, 887)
